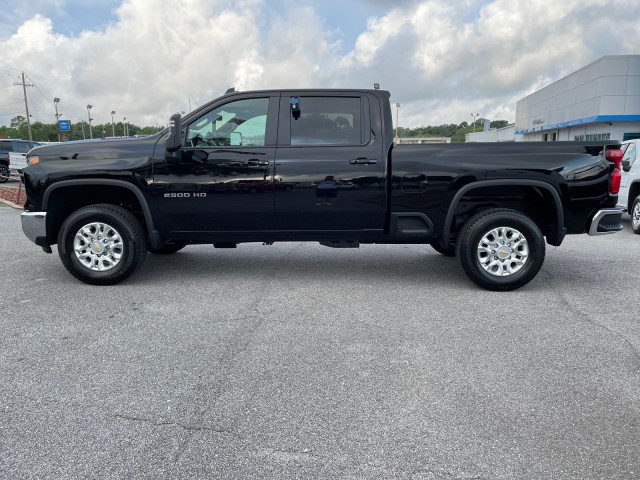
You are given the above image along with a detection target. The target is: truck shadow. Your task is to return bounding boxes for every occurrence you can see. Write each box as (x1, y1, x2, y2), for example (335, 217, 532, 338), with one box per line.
(136, 243, 617, 293)
(136, 245, 505, 290)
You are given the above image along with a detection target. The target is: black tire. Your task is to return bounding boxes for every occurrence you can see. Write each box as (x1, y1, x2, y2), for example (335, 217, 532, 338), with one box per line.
(430, 241, 456, 257)
(456, 208, 545, 291)
(148, 242, 188, 254)
(57, 204, 147, 285)
(0, 164, 9, 183)
(631, 196, 640, 235)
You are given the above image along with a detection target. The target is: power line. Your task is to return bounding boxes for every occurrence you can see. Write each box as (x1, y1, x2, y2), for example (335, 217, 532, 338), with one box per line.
(0, 101, 26, 108)
(0, 111, 23, 119)
(0, 66, 22, 75)
(33, 83, 55, 114)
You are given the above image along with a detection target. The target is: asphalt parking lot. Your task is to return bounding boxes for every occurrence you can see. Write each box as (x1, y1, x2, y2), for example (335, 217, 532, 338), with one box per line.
(1, 204, 639, 479)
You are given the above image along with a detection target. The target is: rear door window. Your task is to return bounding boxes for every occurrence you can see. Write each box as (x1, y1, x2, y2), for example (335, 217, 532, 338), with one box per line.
(290, 97, 362, 146)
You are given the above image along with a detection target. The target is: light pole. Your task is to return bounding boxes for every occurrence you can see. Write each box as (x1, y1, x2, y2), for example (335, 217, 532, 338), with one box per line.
(111, 111, 116, 137)
(395, 103, 400, 144)
(87, 104, 93, 139)
(471, 112, 480, 133)
(123, 117, 127, 137)
(53, 97, 61, 142)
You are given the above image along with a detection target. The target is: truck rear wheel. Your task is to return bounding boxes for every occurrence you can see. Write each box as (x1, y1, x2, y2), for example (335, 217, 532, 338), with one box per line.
(456, 208, 545, 291)
(631, 196, 640, 234)
(57, 204, 147, 285)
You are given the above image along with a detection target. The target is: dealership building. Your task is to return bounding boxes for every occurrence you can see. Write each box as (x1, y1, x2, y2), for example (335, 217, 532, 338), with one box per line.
(467, 55, 640, 142)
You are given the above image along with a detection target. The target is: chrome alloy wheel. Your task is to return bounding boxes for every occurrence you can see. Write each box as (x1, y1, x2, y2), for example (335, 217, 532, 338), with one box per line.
(633, 202, 640, 231)
(477, 226, 529, 277)
(73, 222, 124, 271)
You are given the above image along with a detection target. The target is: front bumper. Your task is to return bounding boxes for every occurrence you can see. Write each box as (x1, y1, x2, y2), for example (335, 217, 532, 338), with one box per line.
(21, 211, 51, 252)
(588, 207, 624, 235)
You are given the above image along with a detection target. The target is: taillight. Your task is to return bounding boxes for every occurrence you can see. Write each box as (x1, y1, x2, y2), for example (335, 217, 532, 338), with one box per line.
(609, 170, 621, 194)
(606, 147, 623, 194)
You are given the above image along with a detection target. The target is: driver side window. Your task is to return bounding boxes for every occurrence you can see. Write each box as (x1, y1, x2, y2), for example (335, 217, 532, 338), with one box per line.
(186, 97, 269, 147)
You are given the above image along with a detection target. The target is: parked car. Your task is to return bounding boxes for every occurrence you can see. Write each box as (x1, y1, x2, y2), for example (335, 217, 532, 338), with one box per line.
(618, 139, 640, 233)
(0, 139, 43, 181)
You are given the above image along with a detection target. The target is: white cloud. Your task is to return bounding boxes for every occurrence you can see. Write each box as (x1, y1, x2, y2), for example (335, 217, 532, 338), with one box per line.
(0, 0, 639, 129)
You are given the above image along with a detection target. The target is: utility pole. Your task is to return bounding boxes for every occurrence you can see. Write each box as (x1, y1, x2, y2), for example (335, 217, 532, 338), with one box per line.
(14, 72, 34, 141)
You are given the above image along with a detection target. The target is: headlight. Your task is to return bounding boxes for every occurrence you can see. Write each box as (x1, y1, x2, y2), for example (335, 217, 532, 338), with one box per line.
(27, 156, 39, 166)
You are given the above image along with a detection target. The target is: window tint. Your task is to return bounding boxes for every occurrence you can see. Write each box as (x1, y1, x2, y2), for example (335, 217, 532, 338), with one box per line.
(291, 97, 361, 146)
(186, 98, 269, 147)
(0, 141, 13, 151)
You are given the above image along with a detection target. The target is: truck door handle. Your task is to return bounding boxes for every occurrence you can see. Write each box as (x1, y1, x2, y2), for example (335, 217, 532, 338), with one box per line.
(349, 158, 378, 165)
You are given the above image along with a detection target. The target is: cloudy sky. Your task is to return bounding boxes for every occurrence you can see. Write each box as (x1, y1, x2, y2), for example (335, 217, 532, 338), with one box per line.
(0, 0, 638, 129)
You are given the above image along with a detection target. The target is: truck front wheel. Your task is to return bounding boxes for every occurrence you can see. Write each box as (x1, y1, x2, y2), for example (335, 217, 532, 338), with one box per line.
(57, 204, 147, 285)
(456, 209, 545, 291)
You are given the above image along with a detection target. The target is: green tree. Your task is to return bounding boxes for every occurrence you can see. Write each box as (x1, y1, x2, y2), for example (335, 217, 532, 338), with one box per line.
(396, 119, 510, 143)
(490, 120, 509, 129)
(10, 115, 26, 128)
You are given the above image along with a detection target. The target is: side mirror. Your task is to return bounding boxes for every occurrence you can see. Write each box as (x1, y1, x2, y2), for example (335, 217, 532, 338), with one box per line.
(166, 113, 182, 152)
(622, 160, 631, 172)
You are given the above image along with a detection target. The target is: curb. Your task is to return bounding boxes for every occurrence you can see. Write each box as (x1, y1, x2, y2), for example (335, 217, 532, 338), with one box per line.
(0, 180, 25, 209)
(0, 196, 22, 210)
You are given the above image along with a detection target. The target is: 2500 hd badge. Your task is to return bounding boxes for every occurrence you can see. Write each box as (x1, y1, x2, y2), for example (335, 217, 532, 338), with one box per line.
(164, 193, 207, 198)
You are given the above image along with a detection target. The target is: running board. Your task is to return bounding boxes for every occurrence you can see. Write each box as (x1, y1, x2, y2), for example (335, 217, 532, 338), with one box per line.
(213, 242, 237, 248)
(319, 240, 360, 248)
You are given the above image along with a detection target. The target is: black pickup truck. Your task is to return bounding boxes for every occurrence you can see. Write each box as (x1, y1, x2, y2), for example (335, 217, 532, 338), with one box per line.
(20, 88, 624, 290)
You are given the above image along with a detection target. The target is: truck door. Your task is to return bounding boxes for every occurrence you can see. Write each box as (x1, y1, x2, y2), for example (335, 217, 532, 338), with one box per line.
(273, 92, 386, 232)
(153, 95, 279, 235)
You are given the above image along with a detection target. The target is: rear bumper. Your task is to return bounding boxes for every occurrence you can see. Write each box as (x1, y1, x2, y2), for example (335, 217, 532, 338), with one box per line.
(588, 207, 624, 235)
